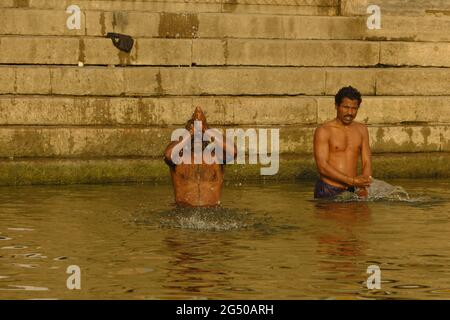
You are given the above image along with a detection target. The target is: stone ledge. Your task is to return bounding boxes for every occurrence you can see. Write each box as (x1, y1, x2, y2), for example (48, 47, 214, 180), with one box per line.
(340, 0, 450, 16)
(1, 95, 449, 126)
(2, 66, 450, 96)
(1, 9, 450, 41)
(0, 152, 449, 185)
(0, 125, 446, 157)
(0, 0, 339, 15)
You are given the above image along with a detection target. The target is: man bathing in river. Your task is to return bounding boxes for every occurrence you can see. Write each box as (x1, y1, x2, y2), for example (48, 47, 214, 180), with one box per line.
(164, 107, 237, 207)
(313, 86, 372, 199)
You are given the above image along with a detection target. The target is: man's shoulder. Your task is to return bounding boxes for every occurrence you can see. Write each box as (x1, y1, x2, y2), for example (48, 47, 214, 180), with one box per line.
(316, 120, 335, 132)
(352, 121, 369, 133)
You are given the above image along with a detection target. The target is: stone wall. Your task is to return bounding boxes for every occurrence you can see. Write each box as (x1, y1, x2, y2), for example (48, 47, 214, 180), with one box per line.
(0, 0, 449, 184)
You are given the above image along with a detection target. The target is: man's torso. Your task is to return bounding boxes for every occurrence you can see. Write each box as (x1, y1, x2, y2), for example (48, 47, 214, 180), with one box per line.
(170, 163, 224, 207)
(321, 121, 364, 188)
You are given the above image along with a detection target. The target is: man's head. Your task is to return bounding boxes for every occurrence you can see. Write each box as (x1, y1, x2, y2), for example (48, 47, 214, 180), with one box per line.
(334, 86, 362, 125)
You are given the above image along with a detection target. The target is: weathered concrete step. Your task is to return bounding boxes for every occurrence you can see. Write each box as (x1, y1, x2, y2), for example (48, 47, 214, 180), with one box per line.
(0, 37, 192, 66)
(1, 9, 450, 41)
(341, 0, 450, 16)
(0, 96, 318, 126)
(0, 152, 449, 186)
(0, 125, 447, 158)
(0, 126, 168, 158)
(316, 96, 450, 124)
(1, 95, 450, 126)
(3, 37, 450, 67)
(1, 66, 450, 96)
(280, 126, 450, 154)
(0, 37, 381, 67)
(0, 0, 339, 15)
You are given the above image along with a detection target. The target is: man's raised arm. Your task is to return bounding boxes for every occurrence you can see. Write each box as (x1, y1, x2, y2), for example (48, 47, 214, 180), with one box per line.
(204, 128, 237, 164)
(164, 141, 179, 167)
(164, 130, 192, 167)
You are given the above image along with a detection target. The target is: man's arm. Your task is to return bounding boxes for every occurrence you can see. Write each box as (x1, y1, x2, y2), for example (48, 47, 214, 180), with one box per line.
(313, 126, 354, 186)
(164, 141, 179, 167)
(204, 128, 237, 164)
(164, 131, 192, 167)
(361, 125, 372, 177)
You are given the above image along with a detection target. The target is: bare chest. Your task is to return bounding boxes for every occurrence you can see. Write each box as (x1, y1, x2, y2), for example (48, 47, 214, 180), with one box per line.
(329, 127, 363, 152)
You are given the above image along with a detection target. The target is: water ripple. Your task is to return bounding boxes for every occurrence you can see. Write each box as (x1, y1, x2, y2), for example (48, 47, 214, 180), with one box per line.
(0, 285, 49, 291)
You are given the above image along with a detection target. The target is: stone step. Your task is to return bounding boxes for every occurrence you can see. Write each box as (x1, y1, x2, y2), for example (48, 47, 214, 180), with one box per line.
(2, 37, 450, 67)
(0, 125, 446, 158)
(316, 96, 450, 125)
(0, 152, 448, 185)
(280, 126, 450, 154)
(1, 9, 450, 41)
(341, 0, 450, 16)
(1, 0, 339, 16)
(1, 95, 449, 126)
(1, 66, 450, 96)
(0, 37, 192, 66)
(0, 96, 317, 126)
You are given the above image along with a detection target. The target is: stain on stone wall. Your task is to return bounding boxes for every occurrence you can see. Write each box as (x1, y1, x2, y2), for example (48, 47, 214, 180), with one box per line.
(223, 0, 238, 13)
(158, 13, 199, 38)
(99, 12, 106, 36)
(13, 0, 29, 8)
(113, 11, 129, 31)
(78, 39, 85, 64)
(155, 70, 165, 96)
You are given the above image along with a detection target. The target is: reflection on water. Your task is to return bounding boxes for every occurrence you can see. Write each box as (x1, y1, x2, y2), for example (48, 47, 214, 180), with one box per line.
(0, 180, 449, 299)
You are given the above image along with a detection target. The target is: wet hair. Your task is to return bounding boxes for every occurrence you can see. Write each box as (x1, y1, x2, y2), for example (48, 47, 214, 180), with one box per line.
(335, 86, 362, 106)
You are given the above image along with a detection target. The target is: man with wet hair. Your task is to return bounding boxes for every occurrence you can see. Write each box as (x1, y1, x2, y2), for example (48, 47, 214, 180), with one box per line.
(164, 107, 237, 207)
(313, 86, 372, 199)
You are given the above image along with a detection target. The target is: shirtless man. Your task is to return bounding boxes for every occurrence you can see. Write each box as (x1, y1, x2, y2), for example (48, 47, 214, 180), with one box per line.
(313, 86, 372, 199)
(164, 107, 237, 207)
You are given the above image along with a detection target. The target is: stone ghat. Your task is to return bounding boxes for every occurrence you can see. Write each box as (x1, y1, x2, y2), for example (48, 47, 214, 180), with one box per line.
(0, 0, 449, 184)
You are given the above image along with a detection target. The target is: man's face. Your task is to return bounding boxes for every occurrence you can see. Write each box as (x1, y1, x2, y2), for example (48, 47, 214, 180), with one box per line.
(336, 97, 360, 125)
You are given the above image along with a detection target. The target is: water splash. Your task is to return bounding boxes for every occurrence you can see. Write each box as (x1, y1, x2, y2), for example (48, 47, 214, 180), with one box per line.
(133, 206, 269, 232)
(367, 179, 411, 201)
(334, 179, 428, 202)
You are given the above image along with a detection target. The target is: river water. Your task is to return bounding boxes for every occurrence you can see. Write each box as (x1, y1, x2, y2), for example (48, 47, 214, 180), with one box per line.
(0, 179, 449, 299)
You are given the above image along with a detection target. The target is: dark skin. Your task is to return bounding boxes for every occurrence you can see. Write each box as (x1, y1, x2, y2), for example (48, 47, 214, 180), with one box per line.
(164, 107, 237, 207)
(313, 97, 372, 197)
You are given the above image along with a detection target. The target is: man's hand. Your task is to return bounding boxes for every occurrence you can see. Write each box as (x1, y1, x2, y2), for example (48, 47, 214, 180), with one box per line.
(356, 187, 369, 198)
(202, 122, 209, 134)
(352, 175, 372, 188)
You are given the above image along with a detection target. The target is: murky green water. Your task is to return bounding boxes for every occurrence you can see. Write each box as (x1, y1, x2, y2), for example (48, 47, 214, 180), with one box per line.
(0, 180, 449, 300)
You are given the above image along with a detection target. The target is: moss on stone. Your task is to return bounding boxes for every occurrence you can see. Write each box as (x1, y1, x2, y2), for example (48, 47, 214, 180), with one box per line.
(0, 153, 449, 186)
